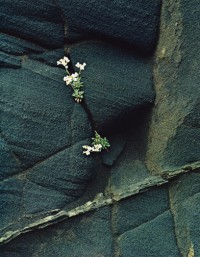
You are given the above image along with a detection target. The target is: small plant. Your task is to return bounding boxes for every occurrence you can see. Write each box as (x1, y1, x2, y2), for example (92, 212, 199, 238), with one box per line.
(57, 57, 86, 103)
(82, 131, 110, 155)
(57, 57, 110, 155)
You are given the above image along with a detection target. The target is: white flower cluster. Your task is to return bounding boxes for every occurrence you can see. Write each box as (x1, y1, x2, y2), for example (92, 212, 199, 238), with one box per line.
(75, 62, 86, 71)
(63, 72, 79, 85)
(82, 131, 110, 156)
(82, 144, 102, 155)
(57, 56, 86, 102)
(57, 58, 111, 156)
(57, 56, 70, 69)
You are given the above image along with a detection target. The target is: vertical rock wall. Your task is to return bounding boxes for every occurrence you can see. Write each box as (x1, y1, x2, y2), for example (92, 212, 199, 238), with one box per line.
(0, 0, 200, 256)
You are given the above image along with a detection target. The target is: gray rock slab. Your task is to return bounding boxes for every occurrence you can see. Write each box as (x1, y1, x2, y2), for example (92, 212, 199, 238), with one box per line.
(0, 0, 64, 48)
(0, 207, 113, 257)
(69, 42, 155, 131)
(30, 48, 65, 67)
(0, 52, 21, 68)
(110, 113, 154, 193)
(58, 0, 161, 53)
(1, 58, 91, 170)
(0, 56, 97, 233)
(113, 186, 169, 236)
(0, 33, 45, 55)
(169, 172, 200, 257)
(0, 178, 24, 228)
(118, 210, 181, 257)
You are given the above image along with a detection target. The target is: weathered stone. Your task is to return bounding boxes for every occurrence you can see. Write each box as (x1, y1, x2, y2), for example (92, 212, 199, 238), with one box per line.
(0, 33, 45, 55)
(58, 0, 161, 53)
(69, 42, 155, 131)
(1, 0, 64, 48)
(146, 0, 200, 173)
(0, 207, 113, 257)
(0, 52, 21, 68)
(118, 211, 181, 257)
(0, 55, 97, 233)
(113, 186, 169, 236)
(31, 48, 65, 67)
(101, 133, 126, 167)
(0, 136, 22, 178)
(0, 178, 24, 228)
(110, 113, 153, 193)
(169, 172, 200, 257)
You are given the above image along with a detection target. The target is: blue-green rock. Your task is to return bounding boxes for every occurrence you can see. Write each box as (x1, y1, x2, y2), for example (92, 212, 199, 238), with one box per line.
(69, 42, 155, 131)
(58, 0, 161, 53)
(169, 172, 200, 257)
(0, 207, 113, 257)
(113, 186, 169, 236)
(118, 211, 181, 257)
(0, 33, 45, 55)
(0, 52, 21, 68)
(0, 55, 97, 232)
(0, 0, 64, 48)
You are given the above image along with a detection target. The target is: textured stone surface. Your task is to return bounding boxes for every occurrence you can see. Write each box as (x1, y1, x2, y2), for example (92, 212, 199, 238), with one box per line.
(0, 0, 158, 246)
(147, 0, 200, 173)
(118, 211, 180, 257)
(109, 110, 153, 193)
(169, 172, 200, 257)
(0, 189, 181, 257)
(0, 33, 45, 55)
(0, 207, 113, 257)
(1, 0, 200, 256)
(0, 55, 97, 233)
(58, 0, 161, 53)
(0, 52, 21, 68)
(113, 186, 169, 236)
(0, 0, 64, 48)
(69, 42, 155, 131)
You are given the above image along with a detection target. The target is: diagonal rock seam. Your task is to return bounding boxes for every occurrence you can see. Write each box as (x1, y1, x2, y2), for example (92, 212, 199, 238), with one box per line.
(0, 139, 89, 182)
(1, 162, 200, 246)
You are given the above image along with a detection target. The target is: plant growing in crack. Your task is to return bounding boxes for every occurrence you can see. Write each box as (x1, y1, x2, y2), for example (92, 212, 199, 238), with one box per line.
(83, 131, 110, 155)
(57, 56, 110, 155)
(57, 57, 86, 103)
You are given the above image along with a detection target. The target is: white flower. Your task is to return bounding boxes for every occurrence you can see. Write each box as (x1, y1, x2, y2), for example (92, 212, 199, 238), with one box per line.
(75, 62, 86, 71)
(75, 98, 82, 103)
(63, 57, 70, 63)
(83, 145, 93, 155)
(63, 75, 73, 85)
(93, 144, 102, 152)
(83, 145, 92, 150)
(63, 72, 79, 85)
(57, 56, 70, 69)
(83, 149, 91, 155)
(71, 72, 79, 82)
(75, 62, 80, 68)
(82, 144, 102, 155)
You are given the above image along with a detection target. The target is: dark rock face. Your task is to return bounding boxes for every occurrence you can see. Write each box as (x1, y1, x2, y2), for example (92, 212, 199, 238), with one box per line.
(0, 56, 96, 230)
(119, 211, 180, 257)
(0, 207, 113, 257)
(0, 0, 64, 48)
(69, 41, 155, 131)
(58, 0, 161, 53)
(169, 172, 200, 257)
(1, 0, 200, 256)
(0, 189, 181, 257)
